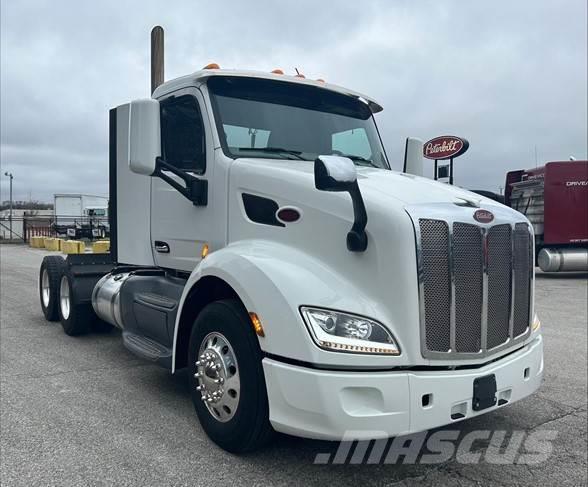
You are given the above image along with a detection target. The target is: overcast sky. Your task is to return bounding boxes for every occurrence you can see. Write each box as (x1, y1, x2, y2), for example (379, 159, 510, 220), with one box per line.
(1, 0, 586, 202)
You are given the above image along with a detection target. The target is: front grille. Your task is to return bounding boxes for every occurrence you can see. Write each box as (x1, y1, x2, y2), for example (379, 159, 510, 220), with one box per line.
(487, 225, 512, 349)
(417, 217, 532, 358)
(419, 220, 451, 352)
(453, 223, 483, 353)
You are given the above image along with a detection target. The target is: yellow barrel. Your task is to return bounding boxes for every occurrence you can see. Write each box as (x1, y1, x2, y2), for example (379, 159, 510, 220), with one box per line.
(45, 238, 64, 251)
(30, 236, 45, 248)
(61, 240, 86, 254)
(44, 237, 56, 250)
(92, 240, 110, 254)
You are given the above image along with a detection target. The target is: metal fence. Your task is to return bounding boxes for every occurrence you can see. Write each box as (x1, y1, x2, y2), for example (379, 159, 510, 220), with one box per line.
(0, 216, 109, 243)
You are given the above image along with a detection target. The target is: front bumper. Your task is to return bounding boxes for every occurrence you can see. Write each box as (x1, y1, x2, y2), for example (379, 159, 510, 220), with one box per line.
(262, 335, 543, 440)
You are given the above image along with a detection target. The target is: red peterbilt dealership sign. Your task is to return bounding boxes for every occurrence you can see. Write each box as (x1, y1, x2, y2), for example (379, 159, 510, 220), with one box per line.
(423, 136, 469, 160)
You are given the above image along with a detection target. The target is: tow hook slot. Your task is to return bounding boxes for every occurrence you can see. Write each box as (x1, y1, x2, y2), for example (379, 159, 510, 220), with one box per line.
(314, 156, 368, 252)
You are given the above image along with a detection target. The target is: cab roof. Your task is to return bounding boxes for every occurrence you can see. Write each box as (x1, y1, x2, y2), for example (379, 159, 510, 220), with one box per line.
(152, 68, 383, 113)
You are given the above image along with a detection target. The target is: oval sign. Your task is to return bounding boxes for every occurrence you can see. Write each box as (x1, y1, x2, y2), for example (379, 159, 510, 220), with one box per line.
(423, 136, 469, 160)
(473, 209, 494, 224)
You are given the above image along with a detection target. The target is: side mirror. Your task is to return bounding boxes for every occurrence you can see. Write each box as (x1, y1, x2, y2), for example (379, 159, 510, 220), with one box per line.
(129, 98, 161, 176)
(314, 156, 368, 252)
(314, 155, 357, 191)
(403, 137, 424, 177)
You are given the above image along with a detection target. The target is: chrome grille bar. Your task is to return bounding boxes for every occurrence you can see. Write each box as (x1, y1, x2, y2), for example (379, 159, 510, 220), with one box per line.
(513, 223, 532, 337)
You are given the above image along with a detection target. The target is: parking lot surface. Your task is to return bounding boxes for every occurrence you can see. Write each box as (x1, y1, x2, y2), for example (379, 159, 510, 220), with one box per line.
(1, 244, 587, 486)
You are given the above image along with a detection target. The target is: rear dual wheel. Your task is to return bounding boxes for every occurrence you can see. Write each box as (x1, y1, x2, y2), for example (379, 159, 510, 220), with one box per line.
(39, 256, 67, 321)
(57, 273, 90, 336)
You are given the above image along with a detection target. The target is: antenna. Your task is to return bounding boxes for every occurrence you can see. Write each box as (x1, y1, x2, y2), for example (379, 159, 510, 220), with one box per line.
(151, 26, 164, 94)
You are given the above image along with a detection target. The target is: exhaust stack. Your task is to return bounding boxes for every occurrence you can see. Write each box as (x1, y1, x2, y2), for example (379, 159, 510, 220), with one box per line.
(151, 26, 164, 94)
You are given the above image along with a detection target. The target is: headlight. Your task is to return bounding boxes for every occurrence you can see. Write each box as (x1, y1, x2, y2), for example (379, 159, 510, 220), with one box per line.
(300, 307, 401, 355)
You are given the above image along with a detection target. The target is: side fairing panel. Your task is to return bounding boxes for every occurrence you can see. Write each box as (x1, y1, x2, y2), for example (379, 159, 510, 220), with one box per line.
(112, 104, 155, 266)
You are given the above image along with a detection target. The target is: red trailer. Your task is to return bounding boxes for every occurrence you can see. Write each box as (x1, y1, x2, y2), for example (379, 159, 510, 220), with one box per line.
(505, 160, 588, 272)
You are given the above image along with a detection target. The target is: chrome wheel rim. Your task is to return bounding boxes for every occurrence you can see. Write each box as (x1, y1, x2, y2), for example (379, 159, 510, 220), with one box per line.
(41, 269, 50, 308)
(195, 332, 240, 423)
(59, 276, 71, 320)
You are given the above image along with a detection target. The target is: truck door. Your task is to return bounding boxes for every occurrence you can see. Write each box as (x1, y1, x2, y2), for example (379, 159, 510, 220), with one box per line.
(150, 88, 222, 271)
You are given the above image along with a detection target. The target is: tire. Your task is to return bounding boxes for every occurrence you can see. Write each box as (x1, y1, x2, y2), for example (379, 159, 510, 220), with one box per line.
(188, 299, 273, 453)
(39, 256, 67, 321)
(58, 272, 92, 336)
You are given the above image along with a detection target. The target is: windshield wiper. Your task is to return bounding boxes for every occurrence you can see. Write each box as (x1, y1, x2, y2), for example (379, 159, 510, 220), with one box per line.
(335, 153, 378, 167)
(236, 147, 307, 160)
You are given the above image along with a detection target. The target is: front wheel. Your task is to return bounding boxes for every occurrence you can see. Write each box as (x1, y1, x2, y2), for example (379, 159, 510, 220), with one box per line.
(188, 300, 273, 453)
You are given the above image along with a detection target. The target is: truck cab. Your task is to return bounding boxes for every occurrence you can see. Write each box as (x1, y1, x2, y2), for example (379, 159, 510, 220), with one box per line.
(39, 67, 543, 453)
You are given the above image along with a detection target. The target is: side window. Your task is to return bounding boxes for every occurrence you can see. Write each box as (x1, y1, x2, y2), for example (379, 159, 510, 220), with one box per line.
(160, 95, 206, 173)
(332, 128, 372, 159)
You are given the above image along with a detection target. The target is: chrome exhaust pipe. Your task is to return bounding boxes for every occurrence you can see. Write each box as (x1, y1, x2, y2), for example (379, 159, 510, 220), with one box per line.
(538, 247, 588, 272)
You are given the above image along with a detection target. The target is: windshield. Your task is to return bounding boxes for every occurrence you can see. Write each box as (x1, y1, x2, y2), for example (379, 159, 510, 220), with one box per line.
(208, 76, 389, 169)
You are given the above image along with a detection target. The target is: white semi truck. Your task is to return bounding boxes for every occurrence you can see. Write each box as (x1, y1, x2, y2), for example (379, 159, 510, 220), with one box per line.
(53, 193, 109, 239)
(37, 32, 543, 453)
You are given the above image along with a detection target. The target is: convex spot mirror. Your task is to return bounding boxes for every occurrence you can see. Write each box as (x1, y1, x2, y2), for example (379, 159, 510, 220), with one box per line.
(314, 155, 357, 191)
(129, 98, 161, 176)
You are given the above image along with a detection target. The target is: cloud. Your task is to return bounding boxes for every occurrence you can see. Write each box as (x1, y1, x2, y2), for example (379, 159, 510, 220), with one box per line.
(1, 0, 586, 201)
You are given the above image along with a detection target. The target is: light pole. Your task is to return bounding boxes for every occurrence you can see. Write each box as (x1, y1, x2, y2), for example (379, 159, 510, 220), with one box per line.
(4, 172, 13, 240)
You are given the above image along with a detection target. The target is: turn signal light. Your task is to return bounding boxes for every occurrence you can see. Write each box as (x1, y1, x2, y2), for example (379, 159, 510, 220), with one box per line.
(532, 314, 541, 331)
(203, 63, 220, 70)
(271, 69, 284, 74)
(249, 312, 265, 337)
(201, 244, 210, 259)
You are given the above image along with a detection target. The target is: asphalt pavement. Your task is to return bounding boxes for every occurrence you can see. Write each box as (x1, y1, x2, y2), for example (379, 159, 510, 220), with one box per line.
(1, 244, 586, 486)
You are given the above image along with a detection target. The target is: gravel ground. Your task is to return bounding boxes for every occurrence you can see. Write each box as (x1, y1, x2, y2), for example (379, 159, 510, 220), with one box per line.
(1, 244, 586, 486)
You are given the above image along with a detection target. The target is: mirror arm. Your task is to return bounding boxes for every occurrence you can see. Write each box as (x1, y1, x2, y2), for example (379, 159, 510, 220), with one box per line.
(346, 182, 368, 252)
(154, 157, 208, 206)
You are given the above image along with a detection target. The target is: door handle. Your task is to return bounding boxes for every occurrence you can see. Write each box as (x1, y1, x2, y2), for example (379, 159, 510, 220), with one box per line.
(154, 241, 170, 253)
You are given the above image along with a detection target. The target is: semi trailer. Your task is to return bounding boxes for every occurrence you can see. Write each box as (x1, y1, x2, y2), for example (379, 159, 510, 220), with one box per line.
(37, 29, 543, 453)
(505, 160, 588, 272)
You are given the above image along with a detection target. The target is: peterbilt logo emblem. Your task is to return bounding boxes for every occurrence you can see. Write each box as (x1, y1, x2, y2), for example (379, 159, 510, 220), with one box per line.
(423, 136, 469, 160)
(474, 210, 494, 223)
